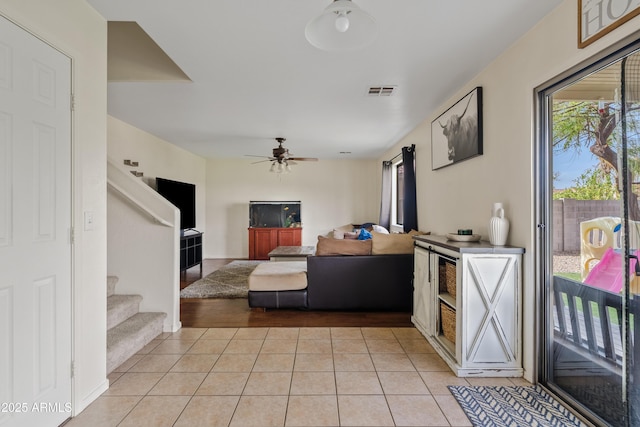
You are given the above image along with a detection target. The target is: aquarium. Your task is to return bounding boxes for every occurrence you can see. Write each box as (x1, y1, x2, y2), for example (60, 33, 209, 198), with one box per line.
(249, 201, 301, 228)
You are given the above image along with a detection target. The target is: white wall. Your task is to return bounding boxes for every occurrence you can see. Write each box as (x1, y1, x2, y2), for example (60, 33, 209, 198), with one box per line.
(0, 0, 108, 414)
(205, 158, 379, 258)
(108, 115, 381, 258)
(378, 0, 640, 382)
(107, 190, 180, 332)
(106, 158, 182, 333)
(107, 115, 207, 233)
(107, 116, 381, 258)
(107, 117, 206, 334)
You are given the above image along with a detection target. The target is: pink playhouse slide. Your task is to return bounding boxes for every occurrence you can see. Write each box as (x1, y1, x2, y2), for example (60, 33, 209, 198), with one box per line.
(583, 247, 640, 293)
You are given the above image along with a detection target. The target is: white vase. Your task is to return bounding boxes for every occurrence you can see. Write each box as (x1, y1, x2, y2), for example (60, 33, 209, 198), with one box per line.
(489, 203, 509, 246)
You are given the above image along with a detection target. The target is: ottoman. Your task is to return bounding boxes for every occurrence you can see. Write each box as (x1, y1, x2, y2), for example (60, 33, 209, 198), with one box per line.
(248, 261, 308, 309)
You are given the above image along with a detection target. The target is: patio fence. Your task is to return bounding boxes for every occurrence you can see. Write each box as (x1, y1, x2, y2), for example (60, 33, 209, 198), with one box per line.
(553, 199, 620, 252)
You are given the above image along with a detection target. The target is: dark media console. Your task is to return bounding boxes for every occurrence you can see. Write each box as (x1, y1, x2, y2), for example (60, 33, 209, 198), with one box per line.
(180, 229, 203, 278)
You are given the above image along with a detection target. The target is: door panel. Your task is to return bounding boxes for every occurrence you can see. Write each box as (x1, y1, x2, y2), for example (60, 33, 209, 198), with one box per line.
(0, 15, 72, 427)
(0, 287, 12, 425)
(278, 228, 301, 246)
(540, 47, 640, 426)
(412, 247, 431, 333)
(0, 111, 9, 247)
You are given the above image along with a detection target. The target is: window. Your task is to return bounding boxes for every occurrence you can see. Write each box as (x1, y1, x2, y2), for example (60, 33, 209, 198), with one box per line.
(393, 161, 404, 226)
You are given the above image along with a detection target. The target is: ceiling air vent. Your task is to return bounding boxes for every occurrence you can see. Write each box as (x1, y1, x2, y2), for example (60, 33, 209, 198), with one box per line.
(368, 86, 397, 96)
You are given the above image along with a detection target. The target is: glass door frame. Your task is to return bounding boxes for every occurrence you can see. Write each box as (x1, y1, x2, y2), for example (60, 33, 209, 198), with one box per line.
(535, 31, 640, 426)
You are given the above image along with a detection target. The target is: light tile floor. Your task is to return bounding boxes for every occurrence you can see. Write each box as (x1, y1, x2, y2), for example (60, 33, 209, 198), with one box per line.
(66, 327, 531, 427)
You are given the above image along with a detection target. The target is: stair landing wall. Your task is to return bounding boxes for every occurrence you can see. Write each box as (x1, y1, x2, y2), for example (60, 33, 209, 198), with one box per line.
(107, 188, 181, 332)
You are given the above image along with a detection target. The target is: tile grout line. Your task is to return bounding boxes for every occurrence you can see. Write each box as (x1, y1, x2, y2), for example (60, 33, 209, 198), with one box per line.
(113, 350, 173, 426)
(168, 329, 212, 427)
(196, 327, 241, 427)
(370, 328, 397, 427)
(331, 329, 341, 427)
(281, 329, 299, 427)
(106, 326, 510, 427)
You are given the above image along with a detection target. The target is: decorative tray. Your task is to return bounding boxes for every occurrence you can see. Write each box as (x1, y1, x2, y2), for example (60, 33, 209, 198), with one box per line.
(445, 233, 481, 242)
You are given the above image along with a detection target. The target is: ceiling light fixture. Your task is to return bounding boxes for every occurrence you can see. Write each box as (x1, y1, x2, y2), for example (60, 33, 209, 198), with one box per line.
(305, 0, 377, 51)
(270, 159, 292, 174)
(248, 138, 318, 173)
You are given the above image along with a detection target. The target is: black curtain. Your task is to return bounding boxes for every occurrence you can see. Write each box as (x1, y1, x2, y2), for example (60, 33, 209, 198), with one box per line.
(379, 161, 393, 229)
(402, 145, 418, 232)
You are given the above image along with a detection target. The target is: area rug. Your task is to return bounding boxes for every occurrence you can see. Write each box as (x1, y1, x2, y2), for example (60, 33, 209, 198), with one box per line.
(180, 260, 264, 299)
(448, 385, 588, 427)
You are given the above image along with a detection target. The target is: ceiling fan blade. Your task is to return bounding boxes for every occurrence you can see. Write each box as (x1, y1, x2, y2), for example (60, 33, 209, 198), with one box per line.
(287, 160, 297, 165)
(245, 154, 274, 159)
(251, 159, 274, 164)
(288, 157, 318, 161)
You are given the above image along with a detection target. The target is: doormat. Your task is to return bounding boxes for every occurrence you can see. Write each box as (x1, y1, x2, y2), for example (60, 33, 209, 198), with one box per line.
(448, 385, 588, 427)
(180, 260, 264, 299)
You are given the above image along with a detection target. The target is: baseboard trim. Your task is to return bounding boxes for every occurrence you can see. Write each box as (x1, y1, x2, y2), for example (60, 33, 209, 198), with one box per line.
(166, 320, 181, 333)
(73, 378, 109, 416)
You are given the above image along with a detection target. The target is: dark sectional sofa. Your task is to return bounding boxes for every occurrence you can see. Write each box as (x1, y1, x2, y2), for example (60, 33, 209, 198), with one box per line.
(248, 253, 414, 311)
(306, 254, 414, 311)
(248, 229, 421, 311)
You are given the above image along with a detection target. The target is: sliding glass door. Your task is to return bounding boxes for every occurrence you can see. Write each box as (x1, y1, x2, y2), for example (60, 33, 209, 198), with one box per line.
(538, 45, 640, 426)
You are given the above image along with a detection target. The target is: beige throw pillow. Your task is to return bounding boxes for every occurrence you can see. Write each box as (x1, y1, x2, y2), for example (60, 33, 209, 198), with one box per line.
(371, 230, 430, 254)
(316, 235, 372, 256)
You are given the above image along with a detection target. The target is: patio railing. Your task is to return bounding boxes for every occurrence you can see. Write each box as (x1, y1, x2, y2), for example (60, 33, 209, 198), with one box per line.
(552, 275, 640, 377)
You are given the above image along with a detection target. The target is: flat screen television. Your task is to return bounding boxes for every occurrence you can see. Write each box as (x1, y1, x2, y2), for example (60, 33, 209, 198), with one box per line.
(156, 177, 196, 230)
(249, 201, 301, 228)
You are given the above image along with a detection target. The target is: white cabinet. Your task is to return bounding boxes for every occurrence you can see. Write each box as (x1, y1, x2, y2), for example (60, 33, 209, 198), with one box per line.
(412, 235, 524, 377)
(412, 247, 431, 333)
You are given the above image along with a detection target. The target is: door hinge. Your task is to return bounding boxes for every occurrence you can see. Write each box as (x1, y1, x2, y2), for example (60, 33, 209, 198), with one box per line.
(70, 361, 75, 378)
(70, 227, 75, 244)
(70, 94, 75, 112)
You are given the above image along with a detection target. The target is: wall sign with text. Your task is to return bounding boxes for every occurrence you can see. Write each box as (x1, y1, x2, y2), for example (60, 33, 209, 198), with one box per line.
(579, 0, 640, 48)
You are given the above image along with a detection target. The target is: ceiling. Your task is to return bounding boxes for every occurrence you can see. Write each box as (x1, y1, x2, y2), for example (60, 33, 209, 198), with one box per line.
(86, 0, 563, 160)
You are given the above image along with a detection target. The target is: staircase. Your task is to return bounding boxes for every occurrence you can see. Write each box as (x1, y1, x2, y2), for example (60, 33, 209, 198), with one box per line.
(107, 276, 166, 373)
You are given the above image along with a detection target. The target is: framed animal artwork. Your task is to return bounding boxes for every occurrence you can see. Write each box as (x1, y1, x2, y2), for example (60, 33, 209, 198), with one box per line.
(431, 87, 483, 170)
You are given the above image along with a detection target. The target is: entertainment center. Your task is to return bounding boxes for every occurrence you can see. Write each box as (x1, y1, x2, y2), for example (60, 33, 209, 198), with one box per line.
(155, 177, 202, 276)
(180, 230, 203, 278)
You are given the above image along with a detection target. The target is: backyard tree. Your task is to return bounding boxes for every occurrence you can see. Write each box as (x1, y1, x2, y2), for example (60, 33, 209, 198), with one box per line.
(553, 100, 640, 220)
(553, 167, 619, 200)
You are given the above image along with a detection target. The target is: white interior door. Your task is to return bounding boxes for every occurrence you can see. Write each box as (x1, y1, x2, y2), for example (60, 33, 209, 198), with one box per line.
(0, 15, 72, 427)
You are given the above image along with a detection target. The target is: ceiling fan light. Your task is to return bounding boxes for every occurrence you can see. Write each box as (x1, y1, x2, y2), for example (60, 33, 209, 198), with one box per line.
(269, 162, 276, 172)
(305, 0, 377, 51)
(335, 12, 350, 32)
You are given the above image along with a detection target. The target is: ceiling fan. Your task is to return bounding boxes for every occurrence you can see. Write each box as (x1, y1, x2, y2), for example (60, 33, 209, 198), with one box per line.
(246, 138, 318, 173)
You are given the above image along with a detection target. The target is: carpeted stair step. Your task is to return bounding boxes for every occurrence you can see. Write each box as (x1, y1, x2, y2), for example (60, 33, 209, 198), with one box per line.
(107, 294, 143, 330)
(107, 312, 166, 374)
(107, 276, 119, 297)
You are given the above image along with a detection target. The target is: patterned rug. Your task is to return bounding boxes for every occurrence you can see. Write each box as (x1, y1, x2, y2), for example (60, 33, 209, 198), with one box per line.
(448, 385, 588, 427)
(180, 260, 264, 298)
(558, 379, 625, 425)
